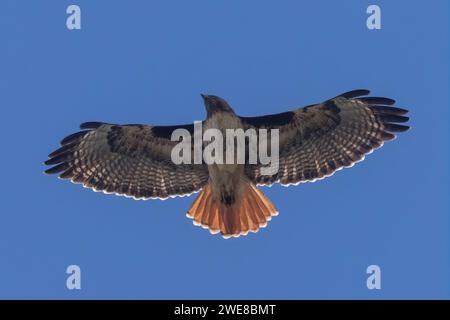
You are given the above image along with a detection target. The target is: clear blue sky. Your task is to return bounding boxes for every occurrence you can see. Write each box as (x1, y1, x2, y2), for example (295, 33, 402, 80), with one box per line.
(0, 0, 448, 299)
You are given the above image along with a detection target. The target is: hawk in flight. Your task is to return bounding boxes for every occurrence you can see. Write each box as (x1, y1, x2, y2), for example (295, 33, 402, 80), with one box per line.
(45, 90, 409, 238)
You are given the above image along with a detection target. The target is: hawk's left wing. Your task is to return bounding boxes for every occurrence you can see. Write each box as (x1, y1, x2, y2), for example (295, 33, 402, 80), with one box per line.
(45, 122, 209, 200)
(242, 89, 410, 186)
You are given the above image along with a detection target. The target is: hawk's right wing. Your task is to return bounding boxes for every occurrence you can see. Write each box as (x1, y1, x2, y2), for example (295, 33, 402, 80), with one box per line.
(45, 122, 209, 200)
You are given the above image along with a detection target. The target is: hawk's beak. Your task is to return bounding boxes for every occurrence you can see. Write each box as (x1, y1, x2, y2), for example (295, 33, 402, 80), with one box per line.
(201, 94, 212, 113)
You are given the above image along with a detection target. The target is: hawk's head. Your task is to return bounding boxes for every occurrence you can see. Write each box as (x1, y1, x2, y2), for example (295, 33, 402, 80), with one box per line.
(201, 94, 235, 116)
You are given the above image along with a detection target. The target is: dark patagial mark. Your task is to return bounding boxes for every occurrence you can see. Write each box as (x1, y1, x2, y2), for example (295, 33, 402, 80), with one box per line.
(240, 111, 295, 128)
(106, 125, 123, 152)
(151, 123, 196, 140)
(322, 99, 341, 114)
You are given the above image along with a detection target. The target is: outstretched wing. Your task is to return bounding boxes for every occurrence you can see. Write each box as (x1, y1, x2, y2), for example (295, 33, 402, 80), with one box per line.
(243, 89, 410, 186)
(45, 122, 209, 200)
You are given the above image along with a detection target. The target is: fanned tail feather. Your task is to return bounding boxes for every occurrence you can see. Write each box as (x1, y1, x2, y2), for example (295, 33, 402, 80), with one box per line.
(187, 182, 278, 238)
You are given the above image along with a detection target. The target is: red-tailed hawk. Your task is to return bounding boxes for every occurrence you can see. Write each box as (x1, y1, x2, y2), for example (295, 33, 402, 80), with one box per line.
(45, 89, 409, 238)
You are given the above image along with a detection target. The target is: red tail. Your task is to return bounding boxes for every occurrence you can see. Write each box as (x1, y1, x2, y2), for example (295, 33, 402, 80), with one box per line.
(187, 181, 278, 238)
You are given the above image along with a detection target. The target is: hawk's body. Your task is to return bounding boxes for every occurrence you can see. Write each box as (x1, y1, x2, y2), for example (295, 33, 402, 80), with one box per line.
(45, 90, 410, 238)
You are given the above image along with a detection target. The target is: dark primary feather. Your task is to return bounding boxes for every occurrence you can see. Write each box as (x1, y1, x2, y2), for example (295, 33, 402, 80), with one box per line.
(45, 162, 70, 174)
(358, 97, 396, 105)
(60, 131, 89, 145)
(338, 89, 371, 99)
(369, 105, 408, 115)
